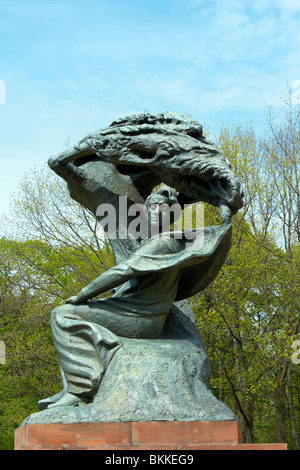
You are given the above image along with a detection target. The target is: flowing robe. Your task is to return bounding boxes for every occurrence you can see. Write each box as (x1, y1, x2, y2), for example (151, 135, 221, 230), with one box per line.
(51, 224, 231, 397)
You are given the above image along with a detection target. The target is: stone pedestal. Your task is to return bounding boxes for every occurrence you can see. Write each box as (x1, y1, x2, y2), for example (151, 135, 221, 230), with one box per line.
(14, 420, 287, 450)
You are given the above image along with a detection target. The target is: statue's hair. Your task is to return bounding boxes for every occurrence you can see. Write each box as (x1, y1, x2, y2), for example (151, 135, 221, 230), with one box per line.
(145, 185, 179, 209)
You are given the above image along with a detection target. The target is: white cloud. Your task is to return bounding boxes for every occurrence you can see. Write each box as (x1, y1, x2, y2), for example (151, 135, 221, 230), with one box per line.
(280, 0, 300, 12)
(179, 0, 300, 13)
(134, 75, 197, 108)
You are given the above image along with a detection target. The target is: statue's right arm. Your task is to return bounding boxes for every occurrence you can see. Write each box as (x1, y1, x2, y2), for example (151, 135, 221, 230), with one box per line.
(65, 262, 136, 304)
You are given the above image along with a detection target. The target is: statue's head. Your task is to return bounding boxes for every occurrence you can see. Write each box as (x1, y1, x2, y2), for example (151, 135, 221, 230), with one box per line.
(145, 186, 181, 235)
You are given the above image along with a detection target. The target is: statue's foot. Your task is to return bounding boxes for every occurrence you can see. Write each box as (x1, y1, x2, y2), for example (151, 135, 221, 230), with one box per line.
(48, 392, 90, 408)
(38, 389, 66, 410)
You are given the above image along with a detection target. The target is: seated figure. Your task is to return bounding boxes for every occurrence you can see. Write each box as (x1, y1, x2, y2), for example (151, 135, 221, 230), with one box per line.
(44, 185, 232, 409)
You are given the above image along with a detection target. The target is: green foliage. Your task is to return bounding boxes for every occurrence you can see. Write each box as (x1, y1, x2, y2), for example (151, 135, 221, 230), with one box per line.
(191, 110, 300, 446)
(0, 234, 113, 449)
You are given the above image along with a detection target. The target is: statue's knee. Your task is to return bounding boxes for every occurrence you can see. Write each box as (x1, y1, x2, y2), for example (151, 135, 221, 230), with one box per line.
(50, 304, 71, 328)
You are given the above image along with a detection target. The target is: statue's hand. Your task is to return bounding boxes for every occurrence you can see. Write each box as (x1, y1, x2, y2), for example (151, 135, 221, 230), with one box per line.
(65, 295, 83, 305)
(218, 204, 233, 225)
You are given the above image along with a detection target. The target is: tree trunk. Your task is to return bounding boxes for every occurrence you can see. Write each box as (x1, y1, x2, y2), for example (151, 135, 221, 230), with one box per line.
(287, 365, 299, 450)
(232, 335, 254, 443)
(275, 383, 286, 443)
(218, 355, 223, 401)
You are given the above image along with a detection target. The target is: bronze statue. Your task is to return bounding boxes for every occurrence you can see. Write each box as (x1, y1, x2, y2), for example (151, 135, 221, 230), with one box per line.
(22, 112, 243, 424)
(47, 185, 232, 408)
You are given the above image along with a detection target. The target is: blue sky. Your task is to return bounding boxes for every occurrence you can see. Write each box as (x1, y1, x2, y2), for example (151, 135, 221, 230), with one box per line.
(0, 0, 300, 217)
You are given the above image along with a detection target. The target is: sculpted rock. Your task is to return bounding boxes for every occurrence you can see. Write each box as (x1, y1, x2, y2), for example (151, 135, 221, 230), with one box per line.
(22, 302, 237, 425)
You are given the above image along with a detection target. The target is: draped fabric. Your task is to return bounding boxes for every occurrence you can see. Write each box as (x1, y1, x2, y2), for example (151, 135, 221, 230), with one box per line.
(50, 224, 231, 397)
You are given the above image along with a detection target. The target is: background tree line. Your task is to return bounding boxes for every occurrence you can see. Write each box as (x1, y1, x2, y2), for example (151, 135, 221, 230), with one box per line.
(1, 87, 300, 449)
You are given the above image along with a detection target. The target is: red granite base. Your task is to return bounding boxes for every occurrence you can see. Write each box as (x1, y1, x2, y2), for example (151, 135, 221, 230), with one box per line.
(14, 420, 287, 450)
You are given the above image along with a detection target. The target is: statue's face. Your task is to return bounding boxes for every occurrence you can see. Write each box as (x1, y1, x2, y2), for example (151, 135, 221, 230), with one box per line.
(147, 195, 171, 232)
